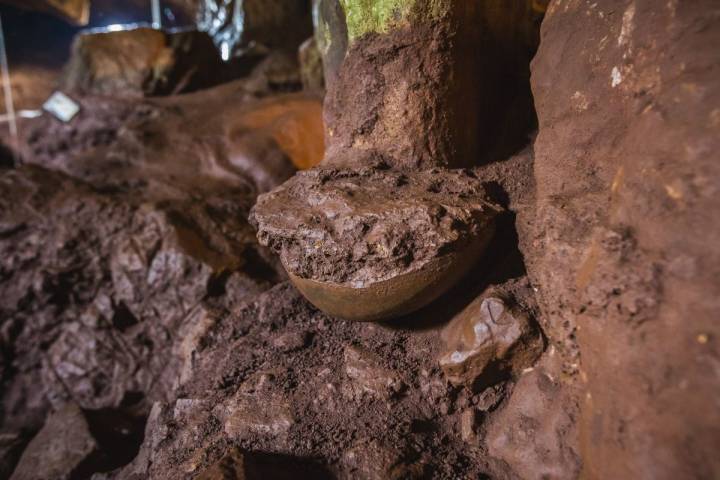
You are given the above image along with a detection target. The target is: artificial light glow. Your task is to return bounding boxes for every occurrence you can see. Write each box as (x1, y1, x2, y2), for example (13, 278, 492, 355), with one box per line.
(106, 24, 125, 32)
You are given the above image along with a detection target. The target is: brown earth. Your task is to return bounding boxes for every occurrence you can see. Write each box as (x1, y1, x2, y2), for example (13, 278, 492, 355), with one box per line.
(0, 0, 718, 478)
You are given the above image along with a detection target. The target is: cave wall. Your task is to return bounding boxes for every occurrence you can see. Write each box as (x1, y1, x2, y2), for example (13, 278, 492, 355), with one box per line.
(526, 0, 720, 477)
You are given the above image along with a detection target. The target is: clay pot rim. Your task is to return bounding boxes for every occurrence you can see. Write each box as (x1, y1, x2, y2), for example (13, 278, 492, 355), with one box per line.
(283, 223, 496, 322)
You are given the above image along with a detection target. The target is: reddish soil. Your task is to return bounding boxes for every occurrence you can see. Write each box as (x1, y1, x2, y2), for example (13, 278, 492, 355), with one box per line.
(1, 1, 718, 479)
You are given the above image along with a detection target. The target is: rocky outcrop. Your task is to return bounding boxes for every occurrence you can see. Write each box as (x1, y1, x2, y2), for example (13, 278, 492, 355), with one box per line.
(319, 0, 485, 169)
(18, 86, 323, 193)
(0, 84, 316, 466)
(525, 0, 720, 477)
(108, 282, 525, 479)
(316, 0, 543, 168)
(484, 354, 580, 480)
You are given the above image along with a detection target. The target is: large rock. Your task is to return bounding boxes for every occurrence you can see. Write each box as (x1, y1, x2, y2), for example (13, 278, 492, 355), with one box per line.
(252, 163, 497, 285)
(250, 162, 499, 320)
(61, 28, 224, 97)
(0, 162, 272, 430)
(526, 0, 720, 477)
(10, 403, 97, 480)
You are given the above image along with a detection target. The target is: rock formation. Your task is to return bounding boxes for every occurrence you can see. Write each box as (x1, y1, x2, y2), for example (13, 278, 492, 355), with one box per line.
(61, 28, 224, 97)
(523, 0, 720, 477)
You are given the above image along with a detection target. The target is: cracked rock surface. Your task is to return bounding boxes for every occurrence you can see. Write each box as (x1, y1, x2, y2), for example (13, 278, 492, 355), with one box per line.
(251, 161, 499, 286)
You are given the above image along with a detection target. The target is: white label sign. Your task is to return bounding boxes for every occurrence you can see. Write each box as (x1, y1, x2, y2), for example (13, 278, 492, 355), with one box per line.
(43, 91, 80, 122)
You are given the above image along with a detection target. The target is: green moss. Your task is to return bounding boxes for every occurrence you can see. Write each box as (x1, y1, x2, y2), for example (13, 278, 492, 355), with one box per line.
(339, 0, 448, 40)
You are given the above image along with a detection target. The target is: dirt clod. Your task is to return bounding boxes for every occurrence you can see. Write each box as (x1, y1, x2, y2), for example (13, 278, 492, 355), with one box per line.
(251, 162, 499, 286)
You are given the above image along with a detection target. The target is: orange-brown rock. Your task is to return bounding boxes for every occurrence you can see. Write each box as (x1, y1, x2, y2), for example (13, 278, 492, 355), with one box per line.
(61, 28, 223, 97)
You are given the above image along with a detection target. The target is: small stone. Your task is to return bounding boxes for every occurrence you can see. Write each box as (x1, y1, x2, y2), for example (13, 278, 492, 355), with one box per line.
(222, 396, 294, 438)
(455, 390, 469, 409)
(272, 331, 309, 352)
(343, 345, 403, 399)
(341, 439, 423, 480)
(474, 383, 508, 412)
(10, 403, 98, 480)
(439, 295, 542, 388)
(460, 409, 478, 442)
(312, 382, 340, 413)
(485, 358, 580, 479)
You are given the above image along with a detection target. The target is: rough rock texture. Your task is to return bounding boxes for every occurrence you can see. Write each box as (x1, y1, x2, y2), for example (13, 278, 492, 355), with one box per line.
(111, 279, 544, 479)
(251, 161, 498, 285)
(525, 0, 720, 477)
(1, 113, 550, 479)
(343, 345, 403, 399)
(0, 82, 323, 476)
(484, 354, 581, 480)
(318, 0, 543, 169)
(439, 295, 543, 388)
(322, 5, 482, 169)
(0, 164, 272, 431)
(10, 403, 97, 480)
(61, 28, 224, 97)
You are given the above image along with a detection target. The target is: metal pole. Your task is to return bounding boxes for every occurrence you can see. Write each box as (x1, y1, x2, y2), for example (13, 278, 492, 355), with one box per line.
(151, 0, 162, 29)
(0, 14, 18, 156)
